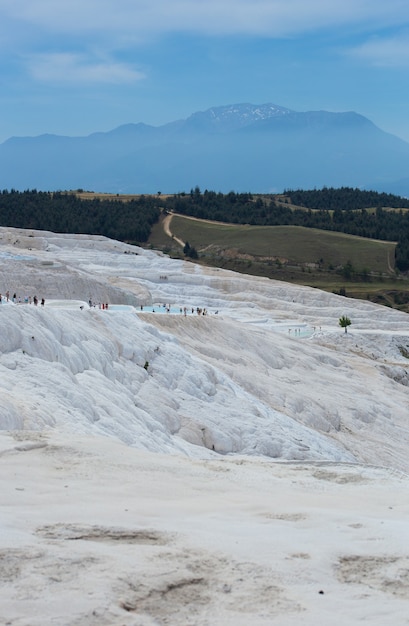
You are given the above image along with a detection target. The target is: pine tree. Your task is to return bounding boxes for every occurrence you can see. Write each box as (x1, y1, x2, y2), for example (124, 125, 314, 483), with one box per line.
(339, 315, 352, 333)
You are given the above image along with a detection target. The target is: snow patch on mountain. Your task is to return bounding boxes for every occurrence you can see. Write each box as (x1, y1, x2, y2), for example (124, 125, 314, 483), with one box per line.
(185, 102, 292, 131)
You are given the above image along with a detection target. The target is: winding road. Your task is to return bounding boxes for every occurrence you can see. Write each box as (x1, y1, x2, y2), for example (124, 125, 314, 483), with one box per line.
(162, 213, 184, 247)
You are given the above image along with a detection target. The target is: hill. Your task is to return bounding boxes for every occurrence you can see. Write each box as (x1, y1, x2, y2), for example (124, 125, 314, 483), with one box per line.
(2, 226, 409, 624)
(1, 103, 409, 194)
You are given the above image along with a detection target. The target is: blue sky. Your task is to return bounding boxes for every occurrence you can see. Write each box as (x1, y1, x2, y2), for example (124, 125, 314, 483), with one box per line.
(1, 0, 409, 143)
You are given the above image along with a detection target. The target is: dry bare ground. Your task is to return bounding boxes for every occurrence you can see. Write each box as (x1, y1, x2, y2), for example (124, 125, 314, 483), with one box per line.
(1, 431, 409, 626)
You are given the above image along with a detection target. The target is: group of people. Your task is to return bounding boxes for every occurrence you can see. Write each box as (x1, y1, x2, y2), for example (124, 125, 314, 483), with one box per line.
(88, 299, 109, 310)
(139, 304, 209, 315)
(0, 291, 45, 306)
(180, 306, 208, 316)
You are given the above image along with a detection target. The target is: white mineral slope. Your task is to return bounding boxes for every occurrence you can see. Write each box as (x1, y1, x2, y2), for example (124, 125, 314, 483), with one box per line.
(1, 227, 409, 469)
(1, 227, 409, 625)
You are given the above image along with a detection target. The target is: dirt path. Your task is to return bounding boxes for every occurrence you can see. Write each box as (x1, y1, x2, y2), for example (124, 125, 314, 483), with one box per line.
(162, 213, 184, 247)
(387, 247, 395, 273)
(162, 211, 233, 249)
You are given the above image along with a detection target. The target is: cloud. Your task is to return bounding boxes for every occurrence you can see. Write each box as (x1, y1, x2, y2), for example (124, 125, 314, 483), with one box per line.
(27, 53, 145, 84)
(346, 34, 409, 67)
(2, 0, 409, 41)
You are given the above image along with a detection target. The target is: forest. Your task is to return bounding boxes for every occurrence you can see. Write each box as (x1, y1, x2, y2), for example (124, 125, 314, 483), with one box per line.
(1, 187, 409, 271)
(282, 187, 409, 211)
(0, 190, 161, 243)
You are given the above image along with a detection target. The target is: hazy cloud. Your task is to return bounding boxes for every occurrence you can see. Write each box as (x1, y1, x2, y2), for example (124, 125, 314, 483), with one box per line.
(2, 0, 409, 41)
(347, 34, 409, 67)
(27, 53, 145, 84)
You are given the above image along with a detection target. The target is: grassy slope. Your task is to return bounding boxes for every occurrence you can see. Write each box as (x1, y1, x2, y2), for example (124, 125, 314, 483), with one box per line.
(169, 217, 395, 273)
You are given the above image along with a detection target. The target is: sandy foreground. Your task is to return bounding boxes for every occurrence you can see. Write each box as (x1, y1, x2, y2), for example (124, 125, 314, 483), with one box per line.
(1, 430, 408, 626)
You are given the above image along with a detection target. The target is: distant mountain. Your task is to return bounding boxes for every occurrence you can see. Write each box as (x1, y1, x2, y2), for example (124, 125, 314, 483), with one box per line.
(1, 103, 409, 195)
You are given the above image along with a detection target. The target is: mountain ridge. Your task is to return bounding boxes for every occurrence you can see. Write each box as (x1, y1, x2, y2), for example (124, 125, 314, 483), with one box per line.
(1, 102, 409, 195)
(4, 104, 376, 141)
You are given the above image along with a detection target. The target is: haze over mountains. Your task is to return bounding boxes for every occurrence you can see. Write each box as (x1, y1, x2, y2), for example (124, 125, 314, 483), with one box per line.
(2, 103, 409, 195)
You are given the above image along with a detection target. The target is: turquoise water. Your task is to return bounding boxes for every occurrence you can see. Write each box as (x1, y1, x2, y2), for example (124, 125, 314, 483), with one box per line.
(110, 304, 196, 314)
(109, 306, 313, 336)
(0, 252, 34, 261)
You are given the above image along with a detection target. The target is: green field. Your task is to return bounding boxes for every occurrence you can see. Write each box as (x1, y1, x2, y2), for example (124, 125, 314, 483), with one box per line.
(166, 216, 395, 274)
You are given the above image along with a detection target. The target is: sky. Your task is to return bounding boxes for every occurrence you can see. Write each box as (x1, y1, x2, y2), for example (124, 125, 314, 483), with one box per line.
(1, 0, 409, 143)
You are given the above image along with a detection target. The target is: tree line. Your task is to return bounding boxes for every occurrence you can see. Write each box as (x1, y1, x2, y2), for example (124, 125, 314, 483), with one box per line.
(0, 190, 160, 243)
(283, 187, 409, 211)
